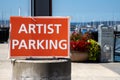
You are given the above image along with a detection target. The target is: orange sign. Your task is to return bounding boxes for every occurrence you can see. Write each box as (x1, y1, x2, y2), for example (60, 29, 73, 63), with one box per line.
(10, 16, 70, 59)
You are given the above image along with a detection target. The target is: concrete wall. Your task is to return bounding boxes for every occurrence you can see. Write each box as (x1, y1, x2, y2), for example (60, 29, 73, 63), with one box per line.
(12, 59, 71, 80)
(98, 25, 114, 62)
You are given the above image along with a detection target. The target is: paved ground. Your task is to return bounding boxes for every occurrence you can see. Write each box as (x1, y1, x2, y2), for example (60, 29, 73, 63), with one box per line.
(72, 63, 120, 80)
(0, 43, 9, 60)
(0, 44, 120, 80)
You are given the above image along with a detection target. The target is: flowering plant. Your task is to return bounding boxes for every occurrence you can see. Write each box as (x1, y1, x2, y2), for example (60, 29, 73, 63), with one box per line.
(70, 31, 100, 61)
(87, 39, 100, 61)
(70, 32, 91, 52)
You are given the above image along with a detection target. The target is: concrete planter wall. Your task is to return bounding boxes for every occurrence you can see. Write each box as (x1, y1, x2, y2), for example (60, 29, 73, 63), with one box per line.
(12, 59, 71, 80)
(71, 51, 88, 62)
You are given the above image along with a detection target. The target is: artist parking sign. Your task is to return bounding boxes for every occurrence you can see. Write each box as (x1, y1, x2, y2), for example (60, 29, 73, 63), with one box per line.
(10, 16, 70, 59)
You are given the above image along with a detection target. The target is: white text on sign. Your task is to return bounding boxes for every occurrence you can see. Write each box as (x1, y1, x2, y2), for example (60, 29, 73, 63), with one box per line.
(18, 24, 61, 34)
(12, 23, 67, 50)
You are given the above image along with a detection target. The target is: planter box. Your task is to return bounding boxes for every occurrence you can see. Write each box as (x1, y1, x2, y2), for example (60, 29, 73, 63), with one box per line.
(71, 51, 88, 62)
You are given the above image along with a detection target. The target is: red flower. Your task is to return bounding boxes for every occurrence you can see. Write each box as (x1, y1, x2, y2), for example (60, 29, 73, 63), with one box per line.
(70, 31, 92, 52)
(70, 40, 91, 52)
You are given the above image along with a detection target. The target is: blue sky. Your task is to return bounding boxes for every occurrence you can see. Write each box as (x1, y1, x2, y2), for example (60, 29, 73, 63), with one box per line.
(53, 0, 120, 22)
(0, 0, 30, 20)
(0, 0, 120, 22)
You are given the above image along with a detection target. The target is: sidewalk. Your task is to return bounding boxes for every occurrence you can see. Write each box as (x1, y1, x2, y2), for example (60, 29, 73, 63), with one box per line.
(0, 44, 120, 80)
(72, 63, 120, 80)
